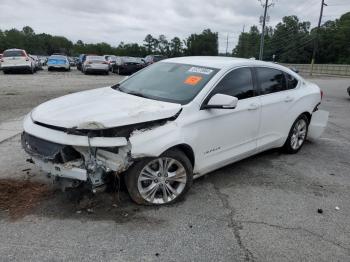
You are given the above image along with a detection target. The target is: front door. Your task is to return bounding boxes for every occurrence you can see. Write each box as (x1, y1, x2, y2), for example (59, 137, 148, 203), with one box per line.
(192, 67, 261, 174)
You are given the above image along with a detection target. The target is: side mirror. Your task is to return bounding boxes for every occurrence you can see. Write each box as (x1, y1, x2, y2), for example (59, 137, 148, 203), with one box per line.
(203, 94, 238, 110)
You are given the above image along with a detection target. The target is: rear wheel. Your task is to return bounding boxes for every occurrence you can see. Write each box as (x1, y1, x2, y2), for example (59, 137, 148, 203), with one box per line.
(283, 114, 309, 154)
(125, 149, 193, 205)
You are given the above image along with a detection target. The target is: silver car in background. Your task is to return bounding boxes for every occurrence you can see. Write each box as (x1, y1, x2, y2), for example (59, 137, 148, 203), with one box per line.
(83, 55, 109, 75)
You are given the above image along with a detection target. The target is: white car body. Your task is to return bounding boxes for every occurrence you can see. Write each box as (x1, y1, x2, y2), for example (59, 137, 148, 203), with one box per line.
(83, 56, 109, 74)
(1, 48, 35, 73)
(22, 56, 328, 197)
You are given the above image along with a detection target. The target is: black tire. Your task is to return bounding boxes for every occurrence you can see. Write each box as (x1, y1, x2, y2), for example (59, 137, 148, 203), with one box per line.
(283, 114, 309, 154)
(3, 70, 8, 74)
(105, 70, 109, 75)
(125, 148, 193, 205)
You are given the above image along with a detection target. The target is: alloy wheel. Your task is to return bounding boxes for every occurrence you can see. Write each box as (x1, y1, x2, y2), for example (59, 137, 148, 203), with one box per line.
(137, 157, 187, 204)
(290, 118, 307, 150)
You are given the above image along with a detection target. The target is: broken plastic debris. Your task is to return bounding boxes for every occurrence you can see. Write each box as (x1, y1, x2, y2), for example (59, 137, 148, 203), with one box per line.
(335, 206, 340, 211)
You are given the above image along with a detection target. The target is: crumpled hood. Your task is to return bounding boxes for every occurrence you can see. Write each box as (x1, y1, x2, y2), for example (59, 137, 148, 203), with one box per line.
(31, 87, 181, 129)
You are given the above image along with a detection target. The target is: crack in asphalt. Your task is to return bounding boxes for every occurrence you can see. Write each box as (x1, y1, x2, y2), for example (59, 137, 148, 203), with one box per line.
(235, 220, 350, 253)
(212, 182, 255, 262)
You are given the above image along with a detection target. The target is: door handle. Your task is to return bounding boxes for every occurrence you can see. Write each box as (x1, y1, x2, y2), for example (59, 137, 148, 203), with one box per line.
(284, 96, 294, 102)
(248, 103, 259, 110)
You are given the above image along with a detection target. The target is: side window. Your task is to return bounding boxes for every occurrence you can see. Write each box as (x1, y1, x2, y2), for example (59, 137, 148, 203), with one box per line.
(211, 68, 255, 100)
(286, 73, 299, 89)
(256, 68, 287, 95)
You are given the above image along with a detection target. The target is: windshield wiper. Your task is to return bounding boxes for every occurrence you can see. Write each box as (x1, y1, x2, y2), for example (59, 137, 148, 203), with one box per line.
(125, 90, 150, 99)
(111, 83, 120, 90)
(111, 84, 150, 99)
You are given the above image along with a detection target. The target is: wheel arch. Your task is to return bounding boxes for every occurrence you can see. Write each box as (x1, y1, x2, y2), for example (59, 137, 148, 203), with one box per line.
(165, 144, 195, 168)
(300, 111, 312, 124)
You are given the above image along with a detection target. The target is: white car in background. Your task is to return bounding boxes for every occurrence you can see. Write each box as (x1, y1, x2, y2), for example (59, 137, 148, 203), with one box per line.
(22, 56, 328, 205)
(1, 48, 36, 74)
(82, 55, 109, 75)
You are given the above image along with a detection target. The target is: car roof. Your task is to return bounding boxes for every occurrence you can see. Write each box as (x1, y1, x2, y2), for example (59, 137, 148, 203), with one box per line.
(4, 48, 25, 52)
(49, 55, 67, 58)
(163, 56, 292, 72)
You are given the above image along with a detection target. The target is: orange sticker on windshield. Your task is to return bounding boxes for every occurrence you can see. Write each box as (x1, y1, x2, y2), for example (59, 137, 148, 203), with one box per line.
(184, 75, 202, 85)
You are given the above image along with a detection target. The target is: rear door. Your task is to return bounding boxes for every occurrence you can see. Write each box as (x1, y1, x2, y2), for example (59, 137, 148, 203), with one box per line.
(255, 67, 295, 150)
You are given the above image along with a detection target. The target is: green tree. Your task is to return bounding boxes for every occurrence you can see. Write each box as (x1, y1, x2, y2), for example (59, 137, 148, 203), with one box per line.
(185, 29, 218, 56)
(233, 26, 260, 58)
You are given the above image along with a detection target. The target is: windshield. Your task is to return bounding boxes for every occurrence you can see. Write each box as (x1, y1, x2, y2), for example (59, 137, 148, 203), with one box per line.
(117, 62, 219, 104)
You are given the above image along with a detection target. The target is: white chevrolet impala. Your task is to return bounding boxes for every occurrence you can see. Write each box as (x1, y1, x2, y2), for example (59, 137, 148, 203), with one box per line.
(22, 56, 328, 205)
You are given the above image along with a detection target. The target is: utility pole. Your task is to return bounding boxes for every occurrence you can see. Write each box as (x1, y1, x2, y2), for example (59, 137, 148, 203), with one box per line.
(310, 0, 327, 75)
(258, 0, 274, 60)
(226, 33, 229, 56)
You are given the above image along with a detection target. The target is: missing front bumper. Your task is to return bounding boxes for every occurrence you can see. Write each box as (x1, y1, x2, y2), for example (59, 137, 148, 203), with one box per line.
(32, 157, 87, 181)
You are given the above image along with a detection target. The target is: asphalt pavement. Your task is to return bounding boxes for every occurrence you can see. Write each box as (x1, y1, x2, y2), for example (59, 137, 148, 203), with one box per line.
(0, 68, 349, 261)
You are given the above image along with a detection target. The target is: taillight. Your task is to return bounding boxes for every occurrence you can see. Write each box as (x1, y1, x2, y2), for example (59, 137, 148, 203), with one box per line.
(320, 90, 324, 100)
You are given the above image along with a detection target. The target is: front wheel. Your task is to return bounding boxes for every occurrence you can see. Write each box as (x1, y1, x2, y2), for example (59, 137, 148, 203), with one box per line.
(125, 149, 193, 205)
(283, 114, 309, 154)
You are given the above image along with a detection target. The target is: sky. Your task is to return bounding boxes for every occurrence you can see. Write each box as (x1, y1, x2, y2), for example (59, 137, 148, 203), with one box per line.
(1, 0, 348, 53)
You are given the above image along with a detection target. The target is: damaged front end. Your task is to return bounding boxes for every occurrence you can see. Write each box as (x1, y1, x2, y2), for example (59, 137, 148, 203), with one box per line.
(21, 111, 180, 193)
(21, 131, 131, 192)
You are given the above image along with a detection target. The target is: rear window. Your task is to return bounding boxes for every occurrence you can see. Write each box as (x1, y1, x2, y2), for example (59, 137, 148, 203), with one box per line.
(122, 57, 138, 63)
(49, 56, 66, 60)
(86, 56, 104, 61)
(286, 74, 299, 89)
(153, 56, 166, 62)
(3, 50, 25, 57)
(256, 67, 287, 95)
